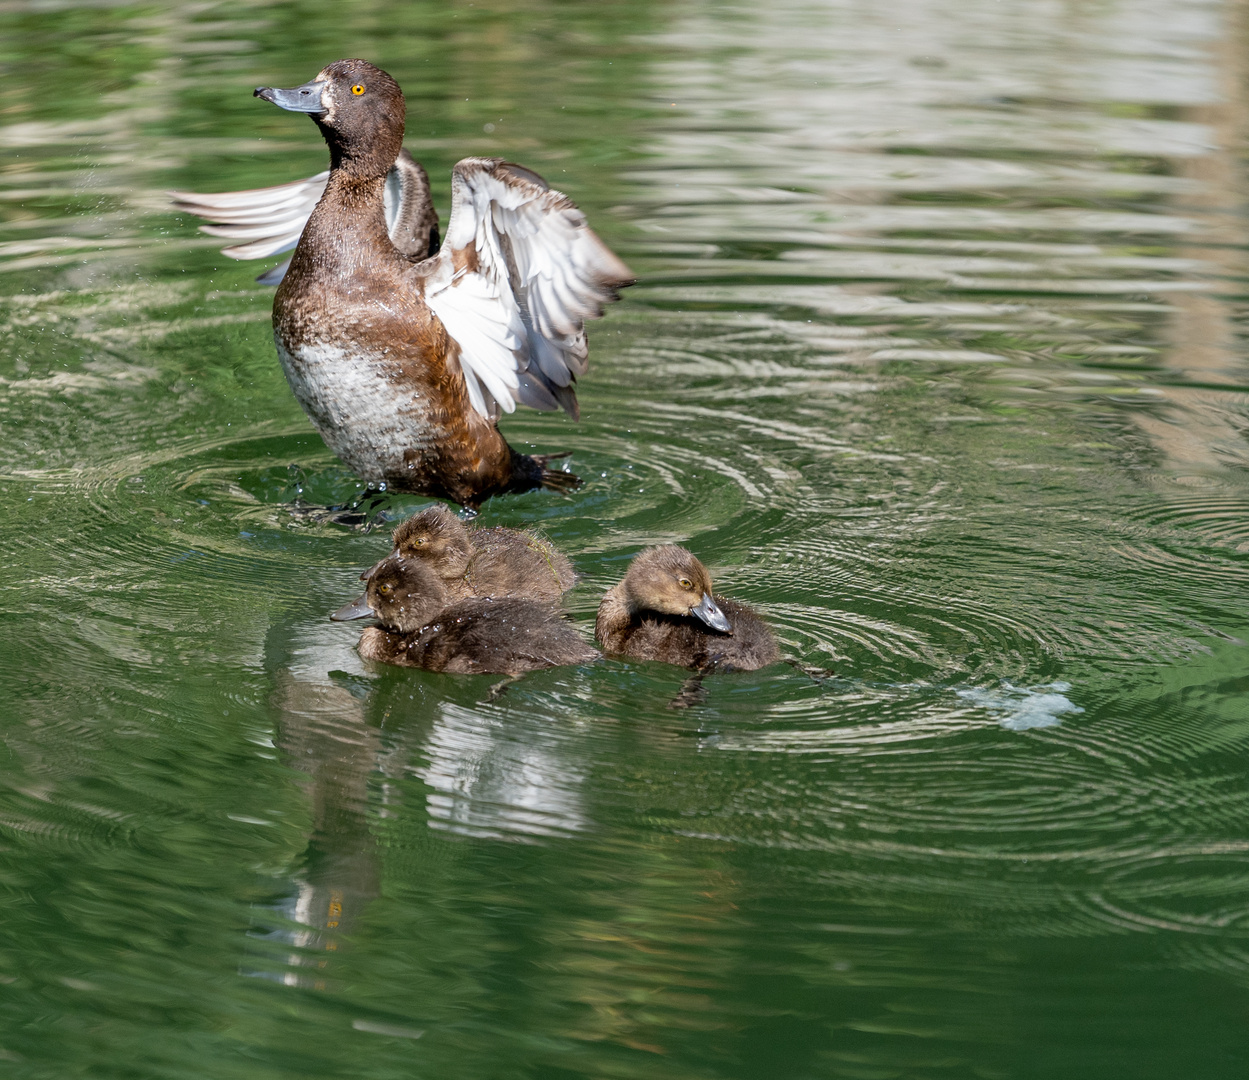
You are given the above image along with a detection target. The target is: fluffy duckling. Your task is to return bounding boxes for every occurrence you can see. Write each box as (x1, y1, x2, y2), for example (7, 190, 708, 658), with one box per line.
(365, 505, 576, 602)
(596, 546, 780, 672)
(334, 556, 596, 675)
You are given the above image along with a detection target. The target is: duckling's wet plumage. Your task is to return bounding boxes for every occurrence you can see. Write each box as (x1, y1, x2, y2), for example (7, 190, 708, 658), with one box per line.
(372, 505, 576, 603)
(336, 555, 596, 675)
(596, 545, 780, 672)
(358, 598, 597, 675)
(177, 58, 631, 509)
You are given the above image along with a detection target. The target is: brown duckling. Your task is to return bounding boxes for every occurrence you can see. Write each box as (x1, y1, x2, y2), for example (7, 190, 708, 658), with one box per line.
(595, 545, 780, 672)
(365, 504, 576, 603)
(334, 556, 597, 675)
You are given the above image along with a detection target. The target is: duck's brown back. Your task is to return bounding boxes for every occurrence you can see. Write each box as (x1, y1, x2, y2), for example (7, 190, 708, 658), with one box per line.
(464, 528, 577, 602)
(596, 591, 780, 672)
(359, 598, 597, 675)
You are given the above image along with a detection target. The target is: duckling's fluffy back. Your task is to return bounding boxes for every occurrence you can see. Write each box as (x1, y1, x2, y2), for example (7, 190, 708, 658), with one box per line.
(360, 597, 597, 675)
(384, 505, 576, 603)
(466, 527, 577, 602)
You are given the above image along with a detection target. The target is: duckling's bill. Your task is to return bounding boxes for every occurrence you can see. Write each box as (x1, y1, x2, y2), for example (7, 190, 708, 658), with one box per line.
(331, 594, 375, 621)
(692, 593, 732, 634)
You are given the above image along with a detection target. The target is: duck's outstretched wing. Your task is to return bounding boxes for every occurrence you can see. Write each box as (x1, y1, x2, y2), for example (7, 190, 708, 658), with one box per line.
(423, 158, 633, 421)
(170, 150, 439, 284)
(170, 171, 327, 283)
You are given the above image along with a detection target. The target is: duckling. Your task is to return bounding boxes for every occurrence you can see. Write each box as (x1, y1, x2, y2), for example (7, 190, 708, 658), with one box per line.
(365, 505, 576, 603)
(333, 556, 597, 675)
(174, 58, 632, 508)
(596, 545, 780, 672)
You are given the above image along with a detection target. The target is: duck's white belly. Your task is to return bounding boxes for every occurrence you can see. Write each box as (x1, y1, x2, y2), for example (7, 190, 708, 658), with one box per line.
(275, 336, 432, 483)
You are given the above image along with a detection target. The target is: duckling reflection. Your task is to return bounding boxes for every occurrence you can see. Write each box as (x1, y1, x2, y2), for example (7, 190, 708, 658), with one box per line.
(263, 618, 392, 987)
(335, 556, 598, 675)
(261, 606, 595, 991)
(365, 504, 577, 604)
(596, 545, 780, 672)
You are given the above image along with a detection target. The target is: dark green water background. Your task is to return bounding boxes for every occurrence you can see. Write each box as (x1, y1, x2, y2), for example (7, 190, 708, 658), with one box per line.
(3, 0, 1249, 1076)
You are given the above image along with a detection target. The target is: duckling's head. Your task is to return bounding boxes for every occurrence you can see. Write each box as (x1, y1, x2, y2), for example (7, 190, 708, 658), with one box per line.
(255, 58, 404, 180)
(388, 505, 472, 572)
(360, 506, 470, 582)
(332, 556, 448, 633)
(621, 545, 732, 634)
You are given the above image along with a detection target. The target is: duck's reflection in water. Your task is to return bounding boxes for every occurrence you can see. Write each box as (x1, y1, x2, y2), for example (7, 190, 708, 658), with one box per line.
(259, 612, 589, 986)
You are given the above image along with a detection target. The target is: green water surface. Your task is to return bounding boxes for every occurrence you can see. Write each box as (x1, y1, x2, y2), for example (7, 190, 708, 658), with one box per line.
(2, 1, 1249, 1077)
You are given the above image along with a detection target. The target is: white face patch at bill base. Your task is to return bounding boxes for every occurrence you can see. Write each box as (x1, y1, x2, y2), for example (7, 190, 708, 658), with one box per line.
(956, 681, 1085, 731)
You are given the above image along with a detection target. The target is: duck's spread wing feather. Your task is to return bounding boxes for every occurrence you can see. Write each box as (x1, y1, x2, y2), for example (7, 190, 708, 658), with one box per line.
(170, 171, 330, 261)
(170, 155, 440, 280)
(424, 158, 633, 421)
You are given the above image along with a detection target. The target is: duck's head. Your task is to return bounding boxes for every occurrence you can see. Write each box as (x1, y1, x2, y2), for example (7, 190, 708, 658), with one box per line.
(361, 505, 472, 583)
(621, 545, 732, 634)
(255, 58, 404, 179)
(332, 556, 448, 633)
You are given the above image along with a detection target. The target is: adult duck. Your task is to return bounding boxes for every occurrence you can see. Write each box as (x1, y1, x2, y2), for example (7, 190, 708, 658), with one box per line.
(171, 59, 633, 508)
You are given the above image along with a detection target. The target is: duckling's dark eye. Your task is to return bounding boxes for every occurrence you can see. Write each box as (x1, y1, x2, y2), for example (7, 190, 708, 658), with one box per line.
(352, 84, 365, 96)
(678, 577, 693, 590)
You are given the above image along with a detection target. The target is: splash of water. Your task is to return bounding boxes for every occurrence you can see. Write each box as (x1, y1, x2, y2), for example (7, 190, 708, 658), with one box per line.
(957, 681, 1085, 731)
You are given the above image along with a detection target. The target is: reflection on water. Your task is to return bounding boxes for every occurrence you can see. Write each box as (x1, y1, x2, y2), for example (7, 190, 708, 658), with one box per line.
(419, 702, 590, 840)
(1, 0, 1249, 1076)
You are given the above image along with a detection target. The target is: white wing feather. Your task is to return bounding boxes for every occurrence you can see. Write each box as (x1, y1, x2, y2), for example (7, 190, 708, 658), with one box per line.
(170, 172, 329, 260)
(424, 158, 632, 421)
(170, 163, 428, 262)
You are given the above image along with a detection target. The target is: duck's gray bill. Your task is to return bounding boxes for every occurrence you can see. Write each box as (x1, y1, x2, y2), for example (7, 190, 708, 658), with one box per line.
(330, 594, 375, 622)
(254, 81, 327, 113)
(692, 593, 732, 634)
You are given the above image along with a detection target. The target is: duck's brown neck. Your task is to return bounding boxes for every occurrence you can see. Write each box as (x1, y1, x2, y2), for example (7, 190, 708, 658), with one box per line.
(320, 118, 401, 181)
(301, 171, 392, 268)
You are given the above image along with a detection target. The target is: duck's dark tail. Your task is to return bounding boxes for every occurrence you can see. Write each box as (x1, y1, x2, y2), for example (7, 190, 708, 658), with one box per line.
(508, 450, 582, 496)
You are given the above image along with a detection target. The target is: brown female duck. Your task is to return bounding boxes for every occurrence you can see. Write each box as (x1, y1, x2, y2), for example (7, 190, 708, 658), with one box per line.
(333, 556, 597, 675)
(596, 545, 780, 672)
(366, 505, 576, 603)
(173, 59, 632, 508)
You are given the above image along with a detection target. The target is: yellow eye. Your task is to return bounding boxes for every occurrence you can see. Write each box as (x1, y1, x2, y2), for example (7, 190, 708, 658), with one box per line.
(414, 536, 426, 546)
(378, 583, 393, 596)
(678, 577, 693, 590)
(352, 84, 365, 96)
